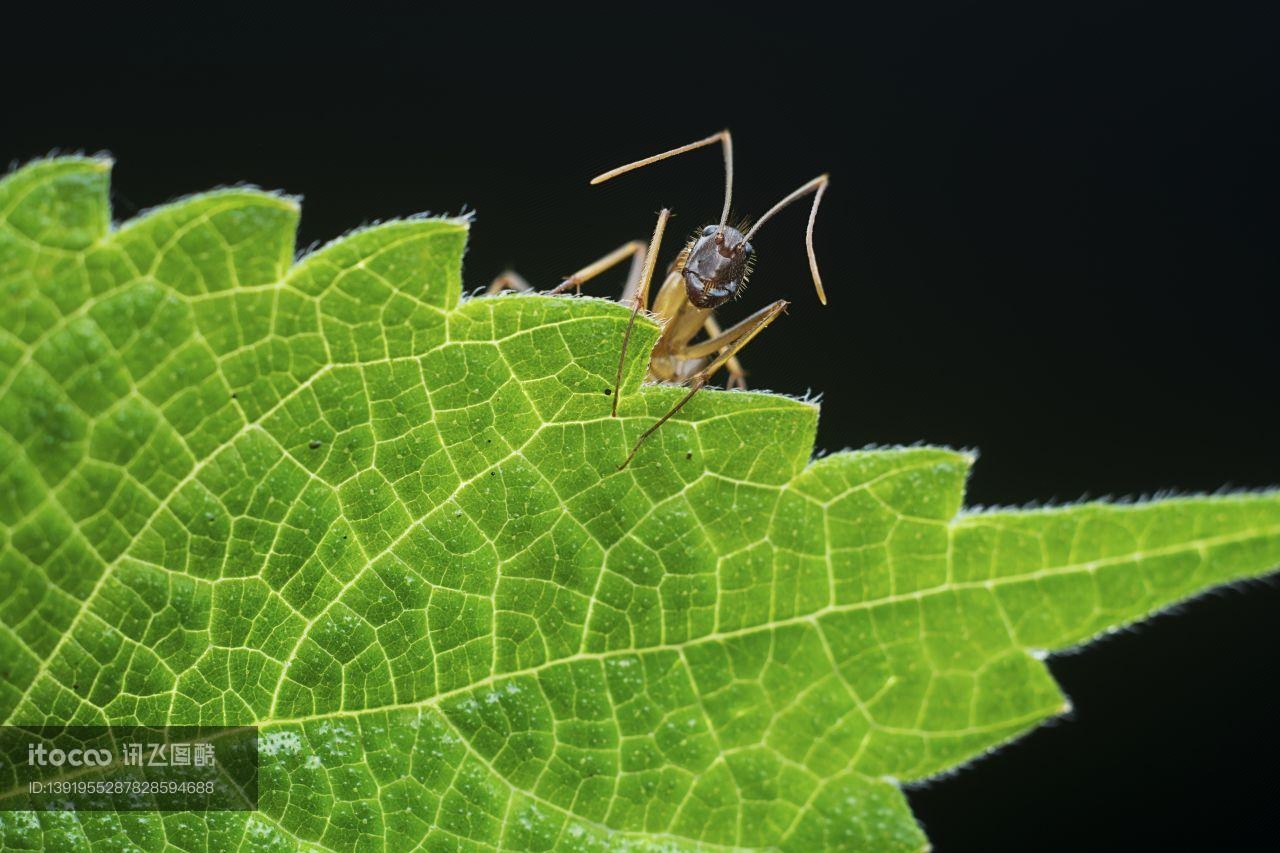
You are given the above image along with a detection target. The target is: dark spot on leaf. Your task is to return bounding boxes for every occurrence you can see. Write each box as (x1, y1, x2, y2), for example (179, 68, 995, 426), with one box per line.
(603, 388, 612, 395)
(686, 451, 693, 460)
(230, 392, 237, 399)
(309, 440, 322, 449)
(204, 512, 215, 522)
(490, 471, 496, 476)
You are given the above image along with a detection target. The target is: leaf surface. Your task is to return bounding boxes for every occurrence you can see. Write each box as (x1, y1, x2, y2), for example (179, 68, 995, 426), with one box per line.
(1, 158, 1277, 851)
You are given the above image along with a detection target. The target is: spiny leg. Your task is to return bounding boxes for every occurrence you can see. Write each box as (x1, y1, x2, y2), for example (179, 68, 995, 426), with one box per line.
(485, 271, 535, 295)
(549, 239, 648, 295)
(679, 302, 789, 363)
(611, 208, 671, 415)
(618, 299, 789, 470)
(619, 250, 649, 305)
(701, 316, 747, 390)
(489, 239, 643, 295)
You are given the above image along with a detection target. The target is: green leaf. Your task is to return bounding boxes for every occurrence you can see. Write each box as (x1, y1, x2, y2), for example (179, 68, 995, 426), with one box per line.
(1, 157, 1277, 851)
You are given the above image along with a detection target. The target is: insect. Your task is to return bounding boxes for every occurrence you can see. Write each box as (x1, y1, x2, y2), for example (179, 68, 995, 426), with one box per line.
(487, 130, 829, 468)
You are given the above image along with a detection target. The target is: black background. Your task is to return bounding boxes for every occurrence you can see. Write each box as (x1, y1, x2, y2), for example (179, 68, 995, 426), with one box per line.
(6, 3, 1278, 849)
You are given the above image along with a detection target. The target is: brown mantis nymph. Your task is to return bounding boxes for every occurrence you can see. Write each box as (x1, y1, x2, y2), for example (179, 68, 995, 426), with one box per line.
(487, 130, 829, 468)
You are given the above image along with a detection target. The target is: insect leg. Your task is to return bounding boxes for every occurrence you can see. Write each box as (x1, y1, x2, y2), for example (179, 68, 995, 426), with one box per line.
(700, 316, 747, 390)
(549, 239, 648, 295)
(611, 208, 671, 415)
(618, 299, 788, 470)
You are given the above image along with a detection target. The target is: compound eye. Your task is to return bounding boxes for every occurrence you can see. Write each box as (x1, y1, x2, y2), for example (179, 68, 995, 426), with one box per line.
(701, 225, 718, 237)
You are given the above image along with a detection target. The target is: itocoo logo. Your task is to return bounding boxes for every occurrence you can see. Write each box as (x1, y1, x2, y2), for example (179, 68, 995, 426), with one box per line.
(27, 743, 113, 767)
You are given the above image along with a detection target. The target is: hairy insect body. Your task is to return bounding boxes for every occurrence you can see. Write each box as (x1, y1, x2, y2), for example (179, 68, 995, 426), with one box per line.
(486, 130, 828, 468)
(648, 226, 755, 383)
(648, 271, 712, 384)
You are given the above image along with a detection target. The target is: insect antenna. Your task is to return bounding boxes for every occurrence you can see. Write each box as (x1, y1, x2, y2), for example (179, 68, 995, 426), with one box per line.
(591, 131, 735, 233)
(741, 174, 830, 304)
